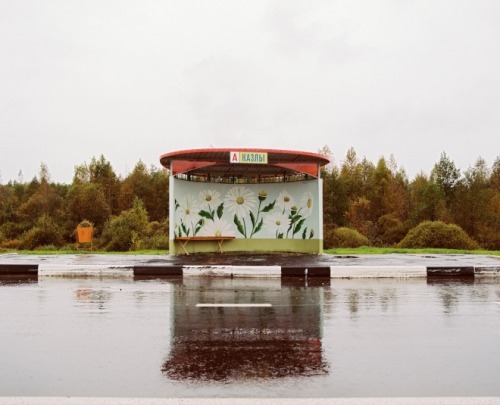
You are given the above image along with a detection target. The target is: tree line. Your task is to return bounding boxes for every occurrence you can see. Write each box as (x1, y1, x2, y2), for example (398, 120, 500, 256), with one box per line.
(322, 147, 499, 250)
(0, 149, 498, 251)
(0, 155, 169, 251)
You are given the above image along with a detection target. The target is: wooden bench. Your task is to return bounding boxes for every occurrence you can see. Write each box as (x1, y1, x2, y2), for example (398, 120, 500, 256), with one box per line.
(175, 236, 235, 255)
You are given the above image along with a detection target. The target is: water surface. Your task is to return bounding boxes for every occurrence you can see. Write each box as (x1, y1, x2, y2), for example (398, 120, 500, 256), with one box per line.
(0, 275, 499, 398)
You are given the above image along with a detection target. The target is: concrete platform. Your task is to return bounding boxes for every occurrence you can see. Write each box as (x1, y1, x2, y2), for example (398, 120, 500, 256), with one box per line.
(0, 252, 499, 279)
(1, 397, 499, 405)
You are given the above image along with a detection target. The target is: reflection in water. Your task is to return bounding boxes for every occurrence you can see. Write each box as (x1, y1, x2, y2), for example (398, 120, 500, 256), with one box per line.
(0, 275, 38, 285)
(347, 289, 360, 316)
(162, 278, 329, 381)
(75, 288, 112, 311)
(343, 286, 398, 317)
(427, 278, 473, 314)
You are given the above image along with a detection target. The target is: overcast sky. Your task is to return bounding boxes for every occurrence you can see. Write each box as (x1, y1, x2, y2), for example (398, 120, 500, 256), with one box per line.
(1, 0, 499, 184)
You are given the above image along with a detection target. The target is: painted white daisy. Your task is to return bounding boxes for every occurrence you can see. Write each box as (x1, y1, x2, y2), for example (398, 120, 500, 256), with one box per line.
(224, 186, 256, 218)
(178, 194, 200, 228)
(199, 189, 221, 211)
(277, 189, 295, 213)
(265, 212, 290, 237)
(300, 191, 314, 217)
(199, 217, 235, 237)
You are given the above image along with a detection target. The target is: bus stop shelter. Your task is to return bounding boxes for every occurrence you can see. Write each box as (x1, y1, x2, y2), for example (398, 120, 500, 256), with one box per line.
(160, 148, 330, 255)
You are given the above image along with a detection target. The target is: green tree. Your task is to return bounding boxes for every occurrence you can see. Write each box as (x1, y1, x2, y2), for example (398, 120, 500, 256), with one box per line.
(66, 182, 111, 231)
(74, 155, 120, 214)
(431, 152, 460, 207)
(322, 165, 348, 229)
(119, 161, 169, 222)
(408, 173, 446, 226)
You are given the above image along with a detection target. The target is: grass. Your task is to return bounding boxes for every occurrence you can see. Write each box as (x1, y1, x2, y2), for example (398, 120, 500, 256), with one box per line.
(2, 247, 499, 256)
(324, 246, 500, 256)
(0, 249, 168, 255)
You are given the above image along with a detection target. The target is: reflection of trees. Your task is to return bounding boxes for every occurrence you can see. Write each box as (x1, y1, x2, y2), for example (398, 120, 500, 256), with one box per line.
(428, 279, 472, 314)
(347, 290, 360, 316)
(437, 286, 461, 314)
(379, 289, 397, 312)
(75, 289, 112, 310)
(344, 287, 398, 317)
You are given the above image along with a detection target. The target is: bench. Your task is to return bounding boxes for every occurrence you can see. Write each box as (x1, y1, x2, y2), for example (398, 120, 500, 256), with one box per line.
(175, 236, 235, 255)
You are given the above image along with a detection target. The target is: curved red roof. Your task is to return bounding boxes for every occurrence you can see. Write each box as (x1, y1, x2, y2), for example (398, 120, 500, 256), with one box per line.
(160, 148, 330, 178)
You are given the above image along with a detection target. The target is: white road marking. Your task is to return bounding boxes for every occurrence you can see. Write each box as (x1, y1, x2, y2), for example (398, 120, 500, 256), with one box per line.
(196, 303, 272, 308)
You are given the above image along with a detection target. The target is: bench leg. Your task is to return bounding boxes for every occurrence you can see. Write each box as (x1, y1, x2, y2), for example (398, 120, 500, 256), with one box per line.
(179, 240, 190, 255)
(217, 240, 224, 253)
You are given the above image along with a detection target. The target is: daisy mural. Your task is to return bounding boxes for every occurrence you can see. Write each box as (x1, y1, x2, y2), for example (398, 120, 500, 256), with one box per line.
(224, 186, 256, 218)
(277, 189, 295, 214)
(265, 212, 290, 238)
(199, 217, 235, 237)
(198, 189, 223, 221)
(174, 180, 318, 240)
(175, 194, 202, 236)
(224, 185, 257, 238)
(199, 189, 221, 211)
(300, 191, 314, 217)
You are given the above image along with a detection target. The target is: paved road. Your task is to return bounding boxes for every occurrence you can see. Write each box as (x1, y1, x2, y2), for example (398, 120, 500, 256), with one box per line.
(1, 252, 499, 267)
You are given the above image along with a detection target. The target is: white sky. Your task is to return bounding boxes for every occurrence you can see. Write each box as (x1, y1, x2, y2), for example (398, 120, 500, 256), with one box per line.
(1, 0, 499, 184)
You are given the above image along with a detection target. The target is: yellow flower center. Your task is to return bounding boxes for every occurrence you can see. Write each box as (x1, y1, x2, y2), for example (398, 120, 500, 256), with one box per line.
(236, 196, 244, 205)
(215, 230, 222, 237)
(275, 220, 281, 226)
(205, 195, 212, 201)
(185, 208, 190, 215)
(307, 198, 312, 208)
(284, 196, 290, 203)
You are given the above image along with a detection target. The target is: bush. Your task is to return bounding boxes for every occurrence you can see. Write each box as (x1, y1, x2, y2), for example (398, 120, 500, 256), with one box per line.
(376, 214, 408, 246)
(324, 227, 371, 249)
(99, 197, 150, 251)
(18, 216, 64, 250)
(0, 239, 19, 250)
(398, 221, 481, 250)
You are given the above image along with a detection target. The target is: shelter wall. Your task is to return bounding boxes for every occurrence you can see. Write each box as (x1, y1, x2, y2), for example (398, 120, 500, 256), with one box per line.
(170, 177, 323, 254)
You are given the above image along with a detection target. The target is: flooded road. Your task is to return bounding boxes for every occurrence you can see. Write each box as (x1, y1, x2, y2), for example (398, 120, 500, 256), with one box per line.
(0, 276, 499, 398)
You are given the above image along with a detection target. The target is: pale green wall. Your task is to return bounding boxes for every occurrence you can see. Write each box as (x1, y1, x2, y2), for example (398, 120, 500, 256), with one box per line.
(171, 238, 322, 255)
(170, 178, 324, 254)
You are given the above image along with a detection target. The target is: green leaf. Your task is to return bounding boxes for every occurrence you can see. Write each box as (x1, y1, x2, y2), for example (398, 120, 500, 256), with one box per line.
(253, 218, 263, 235)
(302, 227, 307, 239)
(261, 200, 276, 213)
(289, 214, 301, 225)
(249, 211, 256, 227)
(199, 210, 213, 220)
(277, 233, 284, 239)
(217, 203, 224, 219)
(194, 219, 204, 235)
(234, 215, 246, 237)
(293, 218, 306, 235)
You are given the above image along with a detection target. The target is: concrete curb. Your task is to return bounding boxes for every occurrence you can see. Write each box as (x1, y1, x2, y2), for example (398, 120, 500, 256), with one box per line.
(38, 264, 133, 277)
(330, 265, 427, 278)
(1, 263, 499, 279)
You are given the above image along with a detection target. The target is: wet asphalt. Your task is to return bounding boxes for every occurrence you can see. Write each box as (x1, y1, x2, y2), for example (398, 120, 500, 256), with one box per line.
(0, 252, 499, 268)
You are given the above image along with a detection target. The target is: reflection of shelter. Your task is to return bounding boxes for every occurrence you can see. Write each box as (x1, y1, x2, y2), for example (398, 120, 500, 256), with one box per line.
(160, 148, 330, 255)
(162, 279, 328, 381)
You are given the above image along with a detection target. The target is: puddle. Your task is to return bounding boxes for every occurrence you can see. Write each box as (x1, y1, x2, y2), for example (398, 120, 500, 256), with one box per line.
(0, 277, 499, 398)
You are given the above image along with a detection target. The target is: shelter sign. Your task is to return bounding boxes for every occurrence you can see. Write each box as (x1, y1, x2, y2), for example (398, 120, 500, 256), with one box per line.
(230, 151, 268, 164)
